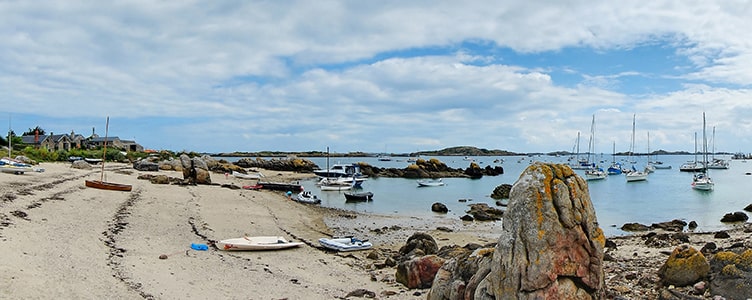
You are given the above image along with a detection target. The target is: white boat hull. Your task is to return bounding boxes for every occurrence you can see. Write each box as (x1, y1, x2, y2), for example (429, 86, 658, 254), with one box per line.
(217, 236, 304, 251)
(318, 237, 372, 252)
(625, 171, 648, 182)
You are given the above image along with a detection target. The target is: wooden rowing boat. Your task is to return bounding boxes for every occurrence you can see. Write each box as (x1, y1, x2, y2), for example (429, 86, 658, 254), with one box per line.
(85, 180, 133, 192)
(85, 117, 132, 192)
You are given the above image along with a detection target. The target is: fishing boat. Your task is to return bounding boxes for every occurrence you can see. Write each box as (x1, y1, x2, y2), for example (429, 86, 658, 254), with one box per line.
(692, 113, 714, 191)
(318, 237, 372, 252)
(217, 236, 304, 251)
(85, 117, 133, 191)
(343, 191, 373, 202)
(416, 178, 445, 187)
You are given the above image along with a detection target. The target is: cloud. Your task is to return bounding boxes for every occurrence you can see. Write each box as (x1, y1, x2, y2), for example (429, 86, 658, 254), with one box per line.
(2, 1, 752, 153)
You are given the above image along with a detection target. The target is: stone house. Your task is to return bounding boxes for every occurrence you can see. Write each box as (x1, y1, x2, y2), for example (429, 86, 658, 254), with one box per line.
(21, 130, 142, 152)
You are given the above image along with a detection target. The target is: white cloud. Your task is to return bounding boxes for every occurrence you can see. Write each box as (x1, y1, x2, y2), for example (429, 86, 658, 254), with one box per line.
(2, 1, 752, 153)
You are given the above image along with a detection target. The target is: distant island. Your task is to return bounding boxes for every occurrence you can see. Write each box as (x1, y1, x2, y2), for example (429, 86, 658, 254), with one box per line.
(210, 146, 731, 158)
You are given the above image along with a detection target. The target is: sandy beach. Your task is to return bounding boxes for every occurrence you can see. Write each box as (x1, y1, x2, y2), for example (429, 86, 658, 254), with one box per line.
(1, 162, 750, 299)
(0, 162, 500, 299)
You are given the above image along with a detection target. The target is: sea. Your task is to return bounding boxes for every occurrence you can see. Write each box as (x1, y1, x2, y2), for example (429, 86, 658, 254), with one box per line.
(223, 154, 751, 237)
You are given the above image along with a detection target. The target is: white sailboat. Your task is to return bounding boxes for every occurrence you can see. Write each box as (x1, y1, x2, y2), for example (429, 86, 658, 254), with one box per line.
(644, 132, 655, 173)
(584, 114, 606, 180)
(625, 114, 648, 182)
(1, 115, 34, 175)
(692, 113, 714, 191)
(707, 126, 729, 169)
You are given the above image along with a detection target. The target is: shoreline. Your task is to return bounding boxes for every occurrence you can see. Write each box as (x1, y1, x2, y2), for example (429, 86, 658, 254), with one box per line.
(0, 162, 749, 299)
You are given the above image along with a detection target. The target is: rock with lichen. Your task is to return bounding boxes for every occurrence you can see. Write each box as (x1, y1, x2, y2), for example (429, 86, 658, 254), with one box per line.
(474, 162, 606, 299)
(708, 249, 752, 299)
(657, 245, 710, 287)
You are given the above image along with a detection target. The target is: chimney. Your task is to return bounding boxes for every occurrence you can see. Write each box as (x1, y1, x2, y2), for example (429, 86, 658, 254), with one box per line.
(34, 129, 39, 143)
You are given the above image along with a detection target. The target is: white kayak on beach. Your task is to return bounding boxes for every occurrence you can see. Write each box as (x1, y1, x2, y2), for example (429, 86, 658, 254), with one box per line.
(318, 237, 372, 252)
(217, 236, 304, 251)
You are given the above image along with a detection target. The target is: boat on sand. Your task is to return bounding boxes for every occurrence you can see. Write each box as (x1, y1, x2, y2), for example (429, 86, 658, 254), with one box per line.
(85, 117, 133, 192)
(216, 236, 304, 251)
(318, 237, 372, 252)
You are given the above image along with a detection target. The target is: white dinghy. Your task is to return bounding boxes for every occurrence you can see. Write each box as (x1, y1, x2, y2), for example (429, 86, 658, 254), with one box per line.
(217, 236, 304, 251)
(318, 237, 372, 252)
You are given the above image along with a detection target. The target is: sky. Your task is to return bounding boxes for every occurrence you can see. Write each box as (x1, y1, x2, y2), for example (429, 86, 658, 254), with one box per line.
(2, 1, 752, 154)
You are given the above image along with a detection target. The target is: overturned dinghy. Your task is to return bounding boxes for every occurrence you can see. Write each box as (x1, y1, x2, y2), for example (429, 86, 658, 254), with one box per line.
(318, 237, 372, 252)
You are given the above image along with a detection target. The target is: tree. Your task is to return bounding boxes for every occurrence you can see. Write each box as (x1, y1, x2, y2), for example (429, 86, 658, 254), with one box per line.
(23, 126, 45, 136)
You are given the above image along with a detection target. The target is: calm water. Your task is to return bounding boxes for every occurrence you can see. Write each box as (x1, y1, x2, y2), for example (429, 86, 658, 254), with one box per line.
(226, 155, 752, 236)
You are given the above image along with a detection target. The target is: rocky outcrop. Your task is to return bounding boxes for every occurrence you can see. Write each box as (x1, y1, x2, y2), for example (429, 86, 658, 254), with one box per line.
(490, 183, 512, 200)
(396, 255, 446, 289)
(398, 232, 438, 259)
(395, 233, 443, 289)
(428, 247, 495, 300)
(657, 245, 710, 287)
(708, 249, 752, 298)
(465, 203, 503, 221)
(234, 157, 317, 172)
(431, 202, 448, 213)
(70, 160, 92, 169)
(180, 154, 211, 185)
(473, 163, 606, 299)
(133, 159, 159, 171)
(464, 162, 483, 179)
(359, 158, 503, 179)
(720, 211, 749, 222)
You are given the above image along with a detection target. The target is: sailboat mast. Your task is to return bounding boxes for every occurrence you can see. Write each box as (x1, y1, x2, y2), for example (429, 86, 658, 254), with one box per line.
(7, 114, 10, 158)
(702, 113, 708, 172)
(100, 117, 109, 182)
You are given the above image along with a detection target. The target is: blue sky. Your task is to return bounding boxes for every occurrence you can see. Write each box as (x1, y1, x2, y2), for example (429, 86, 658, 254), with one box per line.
(2, 1, 752, 154)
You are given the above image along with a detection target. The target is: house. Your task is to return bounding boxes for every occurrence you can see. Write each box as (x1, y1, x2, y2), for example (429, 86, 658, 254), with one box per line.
(87, 136, 143, 152)
(21, 131, 85, 152)
(21, 130, 143, 152)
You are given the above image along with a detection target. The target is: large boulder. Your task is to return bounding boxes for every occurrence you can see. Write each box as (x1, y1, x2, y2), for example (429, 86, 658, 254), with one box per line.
(180, 154, 211, 185)
(133, 159, 159, 171)
(398, 232, 439, 259)
(720, 211, 749, 222)
(657, 245, 710, 287)
(708, 250, 752, 298)
(474, 163, 606, 299)
(428, 247, 495, 300)
(396, 255, 446, 289)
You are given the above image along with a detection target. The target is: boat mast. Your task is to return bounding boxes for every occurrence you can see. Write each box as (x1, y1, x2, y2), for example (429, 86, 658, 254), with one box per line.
(7, 114, 10, 158)
(702, 113, 708, 173)
(100, 117, 109, 182)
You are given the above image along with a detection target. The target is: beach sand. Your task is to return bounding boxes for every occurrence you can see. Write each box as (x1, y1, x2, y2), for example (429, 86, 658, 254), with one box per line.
(1, 162, 750, 299)
(0, 162, 500, 299)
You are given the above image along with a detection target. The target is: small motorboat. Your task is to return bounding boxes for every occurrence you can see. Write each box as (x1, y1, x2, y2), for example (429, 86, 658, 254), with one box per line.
(294, 191, 321, 204)
(343, 191, 373, 202)
(217, 236, 304, 251)
(318, 237, 372, 252)
(416, 178, 445, 187)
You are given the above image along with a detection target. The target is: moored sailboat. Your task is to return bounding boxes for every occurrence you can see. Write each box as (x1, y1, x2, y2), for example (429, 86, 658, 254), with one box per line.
(692, 113, 714, 191)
